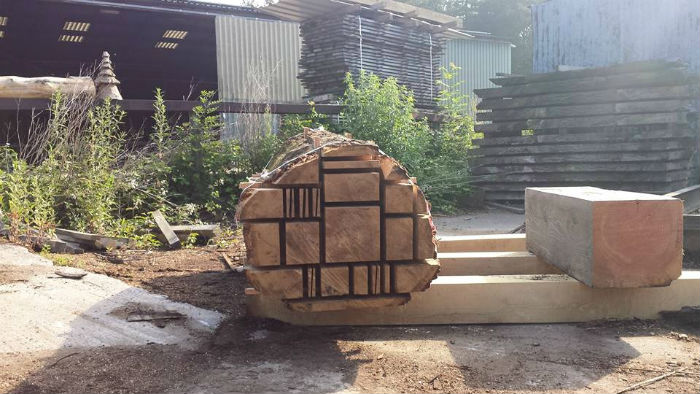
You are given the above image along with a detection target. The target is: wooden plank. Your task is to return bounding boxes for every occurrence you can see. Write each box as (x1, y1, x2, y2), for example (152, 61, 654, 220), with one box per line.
(475, 112, 689, 134)
(54, 228, 129, 250)
(437, 234, 526, 253)
(247, 271, 700, 325)
(243, 222, 280, 266)
(394, 259, 440, 293)
(416, 215, 436, 259)
(472, 161, 690, 176)
(273, 160, 319, 184)
(489, 60, 685, 86)
(286, 295, 410, 312)
(525, 187, 683, 288)
(665, 184, 700, 213)
(475, 127, 694, 147)
(324, 172, 380, 202)
(476, 100, 694, 122)
(474, 139, 688, 157)
(474, 69, 693, 99)
(322, 160, 380, 169)
(152, 210, 180, 249)
(437, 252, 562, 275)
(246, 268, 303, 299)
(385, 182, 414, 213)
(685, 214, 700, 231)
(476, 85, 698, 111)
(473, 150, 691, 166)
(473, 170, 689, 184)
(285, 221, 320, 265)
(0, 76, 95, 98)
(325, 206, 380, 262)
(320, 266, 350, 296)
(169, 224, 220, 240)
(238, 188, 284, 220)
(386, 217, 413, 260)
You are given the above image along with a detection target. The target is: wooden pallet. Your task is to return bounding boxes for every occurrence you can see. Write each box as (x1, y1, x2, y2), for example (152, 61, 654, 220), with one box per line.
(247, 233, 700, 325)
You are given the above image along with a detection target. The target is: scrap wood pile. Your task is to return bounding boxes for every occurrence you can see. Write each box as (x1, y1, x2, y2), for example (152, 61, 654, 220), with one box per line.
(472, 60, 700, 204)
(237, 129, 439, 312)
(299, 13, 444, 108)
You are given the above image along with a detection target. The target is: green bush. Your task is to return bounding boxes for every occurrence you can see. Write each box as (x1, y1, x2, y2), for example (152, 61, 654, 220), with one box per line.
(340, 69, 474, 213)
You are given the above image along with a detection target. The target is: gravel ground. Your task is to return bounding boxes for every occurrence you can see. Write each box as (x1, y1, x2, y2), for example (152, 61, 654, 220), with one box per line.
(1, 236, 699, 394)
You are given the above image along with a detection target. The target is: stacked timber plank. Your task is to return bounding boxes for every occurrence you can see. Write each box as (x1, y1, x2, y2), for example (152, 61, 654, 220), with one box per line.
(237, 129, 439, 312)
(248, 232, 700, 325)
(472, 60, 700, 204)
(299, 13, 444, 108)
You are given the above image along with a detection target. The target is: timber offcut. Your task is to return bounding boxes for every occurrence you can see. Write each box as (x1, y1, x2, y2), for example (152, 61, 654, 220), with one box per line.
(237, 129, 439, 312)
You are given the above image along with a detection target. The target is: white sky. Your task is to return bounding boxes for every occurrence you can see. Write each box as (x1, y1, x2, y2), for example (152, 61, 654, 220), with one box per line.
(198, 0, 270, 6)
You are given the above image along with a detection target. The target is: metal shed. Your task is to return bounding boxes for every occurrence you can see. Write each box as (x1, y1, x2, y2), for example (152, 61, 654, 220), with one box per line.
(441, 34, 512, 108)
(532, 0, 700, 73)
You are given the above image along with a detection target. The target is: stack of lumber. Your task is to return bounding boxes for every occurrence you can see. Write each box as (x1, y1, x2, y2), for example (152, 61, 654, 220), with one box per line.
(248, 232, 700, 325)
(472, 60, 700, 204)
(237, 129, 439, 312)
(299, 12, 444, 108)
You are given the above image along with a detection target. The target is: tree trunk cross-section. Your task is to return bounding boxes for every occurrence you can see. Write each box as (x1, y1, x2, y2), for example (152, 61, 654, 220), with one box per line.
(237, 129, 439, 311)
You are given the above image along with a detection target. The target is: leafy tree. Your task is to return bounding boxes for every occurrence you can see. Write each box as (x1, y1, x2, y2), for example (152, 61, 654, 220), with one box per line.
(400, 0, 542, 74)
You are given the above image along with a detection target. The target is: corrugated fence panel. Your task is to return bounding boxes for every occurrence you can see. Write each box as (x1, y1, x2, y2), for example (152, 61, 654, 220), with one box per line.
(533, 0, 700, 73)
(216, 16, 306, 103)
(442, 39, 512, 108)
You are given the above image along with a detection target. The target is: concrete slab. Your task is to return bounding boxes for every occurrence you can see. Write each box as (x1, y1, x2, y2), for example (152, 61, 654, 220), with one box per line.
(0, 244, 224, 353)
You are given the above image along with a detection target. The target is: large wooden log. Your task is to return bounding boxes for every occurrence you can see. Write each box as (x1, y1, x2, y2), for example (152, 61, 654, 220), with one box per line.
(0, 76, 95, 99)
(237, 129, 439, 311)
(525, 187, 683, 288)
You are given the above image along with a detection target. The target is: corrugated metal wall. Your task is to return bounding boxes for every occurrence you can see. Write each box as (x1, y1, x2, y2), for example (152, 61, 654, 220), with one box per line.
(533, 0, 700, 73)
(441, 38, 512, 107)
(215, 16, 305, 103)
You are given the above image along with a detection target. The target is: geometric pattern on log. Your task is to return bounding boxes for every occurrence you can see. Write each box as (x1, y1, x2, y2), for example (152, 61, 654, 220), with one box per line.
(237, 130, 439, 311)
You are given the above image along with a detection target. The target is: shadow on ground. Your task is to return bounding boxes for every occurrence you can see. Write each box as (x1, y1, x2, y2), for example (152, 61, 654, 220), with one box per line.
(6, 268, 700, 394)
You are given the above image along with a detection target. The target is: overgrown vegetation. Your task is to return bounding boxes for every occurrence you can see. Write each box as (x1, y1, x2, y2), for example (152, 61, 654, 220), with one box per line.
(1, 65, 474, 246)
(0, 89, 253, 247)
(340, 66, 473, 212)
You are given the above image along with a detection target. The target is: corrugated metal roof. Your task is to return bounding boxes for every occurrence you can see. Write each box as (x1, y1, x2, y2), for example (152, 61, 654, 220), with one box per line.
(45, 0, 265, 17)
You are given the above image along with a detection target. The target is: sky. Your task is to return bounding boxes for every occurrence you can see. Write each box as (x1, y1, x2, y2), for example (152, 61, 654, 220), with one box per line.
(197, 0, 270, 6)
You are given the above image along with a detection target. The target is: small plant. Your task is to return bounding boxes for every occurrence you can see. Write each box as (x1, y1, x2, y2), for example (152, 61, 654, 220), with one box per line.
(339, 69, 475, 213)
(182, 232, 199, 249)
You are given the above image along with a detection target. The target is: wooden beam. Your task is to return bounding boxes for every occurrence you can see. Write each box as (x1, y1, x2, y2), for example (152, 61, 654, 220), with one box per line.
(0, 76, 95, 99)
(247, 271, 700, 325)
(152, 210, 180, 249)
(666, 184, 700, 213)
(437, 234, 526, 253)
(437, 252, 562, 276)
(525, 187, 683, 288)
(685, 214, 700, 231)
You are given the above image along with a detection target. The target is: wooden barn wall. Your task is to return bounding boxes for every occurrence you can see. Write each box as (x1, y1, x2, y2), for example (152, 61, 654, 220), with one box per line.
(532, 0, 700, 73)
(472, 61, 700, 204)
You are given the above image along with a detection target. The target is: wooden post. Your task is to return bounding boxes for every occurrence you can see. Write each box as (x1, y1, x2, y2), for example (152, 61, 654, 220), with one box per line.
(94, 51, 123, 100)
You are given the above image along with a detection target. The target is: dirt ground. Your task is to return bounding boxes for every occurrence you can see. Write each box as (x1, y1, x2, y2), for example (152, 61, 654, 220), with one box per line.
(1, 238, 699, 394)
